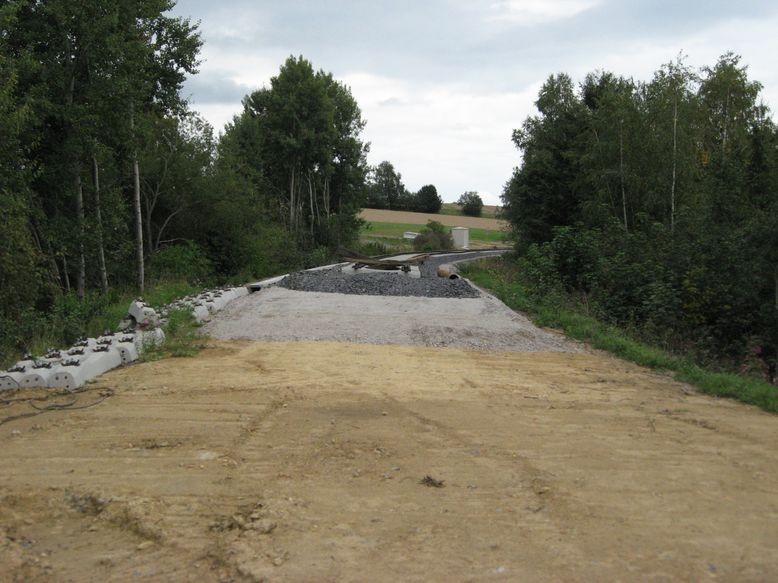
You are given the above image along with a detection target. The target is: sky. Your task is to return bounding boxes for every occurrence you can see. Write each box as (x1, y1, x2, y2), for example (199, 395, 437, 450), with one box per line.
(172, 0, 778, 205)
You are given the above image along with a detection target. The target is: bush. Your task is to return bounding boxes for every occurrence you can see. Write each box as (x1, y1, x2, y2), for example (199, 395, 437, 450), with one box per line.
(149, 240, 213, 284)
(457, 191, 483, 217)
(413, 220, 454, 251)
(414, 185, 442, 213)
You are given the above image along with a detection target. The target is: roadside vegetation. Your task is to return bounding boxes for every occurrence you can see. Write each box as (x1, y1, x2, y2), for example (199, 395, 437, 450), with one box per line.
(501, 53, 778, 387)
(463, 258, 778, 413)
(0, 2, 366, 364)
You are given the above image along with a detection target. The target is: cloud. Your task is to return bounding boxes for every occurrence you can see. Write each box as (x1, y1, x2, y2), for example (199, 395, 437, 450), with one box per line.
(343, 73, 540, 205)
(171, 0, 778, 206)
(487, 0, 601, 25)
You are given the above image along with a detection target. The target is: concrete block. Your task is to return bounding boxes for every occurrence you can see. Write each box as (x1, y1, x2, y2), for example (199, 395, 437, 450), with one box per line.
(192, 305, 210, 322)
(135, 328, 165, 352)
(18, 359, 61, 388)
(116, 334, 139, 364)
(231, 286, 250, 298)
(48, 348, 122, 391)
(128, 300, 160, 328)
(0, 374, 20, 391)
(205, 296, 229, 313)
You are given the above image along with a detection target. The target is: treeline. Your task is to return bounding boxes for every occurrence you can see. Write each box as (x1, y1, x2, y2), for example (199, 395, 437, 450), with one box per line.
(364, 161, 442, 213)
(0, 1, 368, 362)
(502, 53, 778, 380)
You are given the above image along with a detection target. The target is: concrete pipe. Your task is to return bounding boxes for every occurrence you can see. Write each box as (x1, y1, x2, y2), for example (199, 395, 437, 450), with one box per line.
(436, 264, 461, 280)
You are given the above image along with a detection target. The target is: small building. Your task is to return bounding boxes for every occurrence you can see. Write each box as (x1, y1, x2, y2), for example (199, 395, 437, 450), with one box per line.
(451, 227, 469, 249)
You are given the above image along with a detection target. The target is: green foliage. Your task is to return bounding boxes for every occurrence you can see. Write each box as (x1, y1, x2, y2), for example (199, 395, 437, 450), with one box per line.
(501, 54, 778, 383)
(148, 241, 213, 284)
(462, 259, 778, 413)
(412, 221, 454, 252)
(224, 56, 368, 248)
(457, 191, 484, 217)
(142, 308, 203, 361)
(414, 184, 443, 213)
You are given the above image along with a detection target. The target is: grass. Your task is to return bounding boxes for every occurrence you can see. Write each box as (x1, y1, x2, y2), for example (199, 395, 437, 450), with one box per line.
(438, 203, 501, 218)
(142, 308, 205, 361)
(362, 221, 507, 244)
(461, 258, 778, 414)
(2, 280, 203, 367)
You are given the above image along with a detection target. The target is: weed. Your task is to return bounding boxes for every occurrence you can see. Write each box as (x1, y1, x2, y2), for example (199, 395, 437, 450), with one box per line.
(461, 258, 778, 414)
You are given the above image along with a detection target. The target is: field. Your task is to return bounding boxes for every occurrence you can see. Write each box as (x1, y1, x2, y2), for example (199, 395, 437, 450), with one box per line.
(438, 202, 501, 218)
(358, 208, 509, 249)
(359, 208, 507, 230)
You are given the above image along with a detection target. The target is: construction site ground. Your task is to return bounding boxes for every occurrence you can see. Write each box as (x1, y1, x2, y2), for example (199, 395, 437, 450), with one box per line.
(2, 286, 777, 581)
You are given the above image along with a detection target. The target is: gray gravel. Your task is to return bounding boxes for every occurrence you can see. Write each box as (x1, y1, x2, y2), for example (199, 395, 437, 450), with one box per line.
(416, 249, 509, 277)
(203, 286, 580, 353)
(278, 268, 481, 298)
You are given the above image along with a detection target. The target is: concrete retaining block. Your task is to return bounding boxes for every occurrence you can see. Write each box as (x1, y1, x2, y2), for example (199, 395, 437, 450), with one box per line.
(205, 296, 229, 313)
(192, 304, 210, 322)
(18, 360, 61, 388)
(116, 334, 139, 364)
(135, 328, 165, 351)
(48, 347, 122, 391)
(0, 374, 21, 391)
(231, 286, 250, 298)
(128, 300, 160, 327)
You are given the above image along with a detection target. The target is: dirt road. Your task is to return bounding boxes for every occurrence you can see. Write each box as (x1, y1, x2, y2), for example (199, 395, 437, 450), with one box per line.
(2, 339, 777, 581)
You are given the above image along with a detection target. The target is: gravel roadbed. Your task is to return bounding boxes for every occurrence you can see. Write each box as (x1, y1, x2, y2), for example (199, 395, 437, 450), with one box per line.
(278, 269, 480, 298)
(203, 286, 580, 352)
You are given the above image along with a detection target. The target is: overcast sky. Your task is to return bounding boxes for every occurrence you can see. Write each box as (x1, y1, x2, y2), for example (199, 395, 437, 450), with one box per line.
(172, 0, 778, 205)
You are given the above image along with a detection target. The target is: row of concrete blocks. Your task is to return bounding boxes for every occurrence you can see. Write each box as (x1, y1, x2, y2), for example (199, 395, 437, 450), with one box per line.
(0, 329, 164, 392)
(164, 286, 249, 323)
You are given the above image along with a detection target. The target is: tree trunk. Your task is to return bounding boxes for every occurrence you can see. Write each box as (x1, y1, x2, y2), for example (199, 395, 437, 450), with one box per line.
(774, 266, 778, 311)
(62, 255, 71, 294)
(145, 195, 153, 257)
(619, 119, 628, 233)
(131, 110, 145, 295)
(75, 171, 86, 300)
(92, 152, 109, 292)
(670, 99, 678, 233)
(289, 169, 296, 231)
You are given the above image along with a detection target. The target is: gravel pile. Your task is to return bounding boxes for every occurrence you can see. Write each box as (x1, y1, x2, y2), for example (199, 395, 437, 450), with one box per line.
(278, 269, 481, 298)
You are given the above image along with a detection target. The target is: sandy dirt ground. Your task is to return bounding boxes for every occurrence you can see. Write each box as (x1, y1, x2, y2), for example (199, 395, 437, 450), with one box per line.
(1, 339, 777, 582)
(359, 208, 507, 230)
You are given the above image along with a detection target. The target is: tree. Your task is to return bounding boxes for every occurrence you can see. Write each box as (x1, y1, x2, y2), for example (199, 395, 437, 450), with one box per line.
(502, 74, 588, 247)
(366, 161, 405, 210)
(415, 184, 442, 213)
(457, 191, 484, 217)
(222, 56, 368, 248)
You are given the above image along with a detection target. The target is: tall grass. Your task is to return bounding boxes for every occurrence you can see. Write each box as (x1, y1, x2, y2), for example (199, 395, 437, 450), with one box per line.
(462, 258, 778, 414)
(1, 281, 201, 367)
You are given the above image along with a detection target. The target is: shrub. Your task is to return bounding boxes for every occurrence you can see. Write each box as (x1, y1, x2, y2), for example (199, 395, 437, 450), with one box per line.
(457, 191, 484, 217)
(149, 240, 213, 284)
(413, 220, 454, 251)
